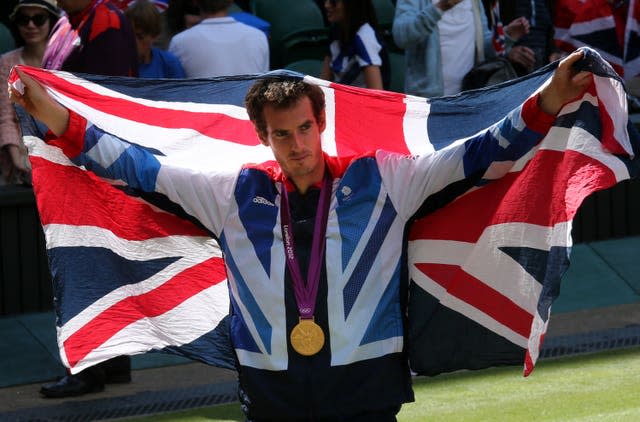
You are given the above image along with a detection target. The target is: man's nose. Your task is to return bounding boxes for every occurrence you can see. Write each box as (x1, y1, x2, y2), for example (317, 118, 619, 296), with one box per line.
(291, 132, 305, 150)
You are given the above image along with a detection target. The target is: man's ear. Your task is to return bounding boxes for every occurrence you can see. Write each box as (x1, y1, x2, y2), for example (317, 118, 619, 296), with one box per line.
(318, 111, 327, 133)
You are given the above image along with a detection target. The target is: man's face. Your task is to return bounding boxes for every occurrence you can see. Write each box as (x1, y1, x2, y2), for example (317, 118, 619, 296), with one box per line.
(259, 96, 326, 187)
(56, 0, 92, 15)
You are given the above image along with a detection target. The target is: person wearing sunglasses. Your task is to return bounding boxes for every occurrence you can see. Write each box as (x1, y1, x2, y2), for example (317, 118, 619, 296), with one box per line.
(0, 0, 60, 185)
(320, 0, 391, 90)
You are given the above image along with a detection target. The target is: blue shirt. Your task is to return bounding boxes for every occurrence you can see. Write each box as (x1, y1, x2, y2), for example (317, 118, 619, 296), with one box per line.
(139, 48, 186, 79)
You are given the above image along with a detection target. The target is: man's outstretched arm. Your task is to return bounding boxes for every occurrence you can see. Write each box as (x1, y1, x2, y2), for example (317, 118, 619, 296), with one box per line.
(378, 50, 594, 220)
(8, 68, 70, 136)
(8, 68, 235, 236)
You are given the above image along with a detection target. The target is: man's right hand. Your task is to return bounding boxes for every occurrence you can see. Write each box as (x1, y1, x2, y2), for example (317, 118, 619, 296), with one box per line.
(8, 68, 70, 136)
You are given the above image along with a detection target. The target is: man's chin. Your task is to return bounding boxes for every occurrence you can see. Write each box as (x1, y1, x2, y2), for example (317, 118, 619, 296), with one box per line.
(289, 167, 311, 177)
(288, 159, 310, 170)
(287, 163, 316, 177)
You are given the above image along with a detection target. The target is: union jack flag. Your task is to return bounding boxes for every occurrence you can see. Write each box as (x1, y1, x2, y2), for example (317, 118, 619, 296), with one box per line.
(554, 0, 640, 78)
(11, 48, 639, 377)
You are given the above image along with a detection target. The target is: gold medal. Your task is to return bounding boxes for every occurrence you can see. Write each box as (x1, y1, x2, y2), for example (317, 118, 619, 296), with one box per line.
(290, 318, 325, 356)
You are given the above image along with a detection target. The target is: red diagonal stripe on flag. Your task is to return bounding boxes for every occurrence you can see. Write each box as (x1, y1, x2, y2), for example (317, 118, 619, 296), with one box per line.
(415, 263, 533, 338)
(63, 255, 226, 367)
(31, 157, 208, 239)
(15, 66, 260, 146)
(410, 149, 619, 243)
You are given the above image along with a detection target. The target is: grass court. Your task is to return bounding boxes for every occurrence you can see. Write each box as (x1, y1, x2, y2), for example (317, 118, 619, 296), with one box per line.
(125, 347, 640, 421)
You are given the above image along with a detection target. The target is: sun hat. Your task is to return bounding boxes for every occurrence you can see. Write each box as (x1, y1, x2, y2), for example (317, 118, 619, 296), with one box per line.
(10, 0, 62, 20)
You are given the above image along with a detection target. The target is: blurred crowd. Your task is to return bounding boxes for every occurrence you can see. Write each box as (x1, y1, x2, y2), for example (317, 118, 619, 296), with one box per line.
(0, 0, 639, 189)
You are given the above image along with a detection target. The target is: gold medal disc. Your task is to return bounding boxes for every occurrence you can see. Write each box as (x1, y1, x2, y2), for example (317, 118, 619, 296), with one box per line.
(290, 318, 325, 356)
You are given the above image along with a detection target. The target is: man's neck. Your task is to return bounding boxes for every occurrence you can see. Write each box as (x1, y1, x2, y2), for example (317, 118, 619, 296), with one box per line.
(289, 163, 326, 195)
(293, 179, 317, 195)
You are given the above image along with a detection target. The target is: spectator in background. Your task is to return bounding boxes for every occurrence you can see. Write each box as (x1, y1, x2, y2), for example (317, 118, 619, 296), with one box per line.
(0, 0, 60, 185)
(392, 0, 494, 97)
(168, 0, 268, 77)
(39, 0, 138, 399)
(126, 0, 186, 78)
(42, 0, 138, 76)
(320, 0, 390, 90)
(500, 0, 559, 76)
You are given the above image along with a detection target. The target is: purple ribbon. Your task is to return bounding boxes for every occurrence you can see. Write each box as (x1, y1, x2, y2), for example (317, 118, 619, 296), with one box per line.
(280, 173, 332, 319)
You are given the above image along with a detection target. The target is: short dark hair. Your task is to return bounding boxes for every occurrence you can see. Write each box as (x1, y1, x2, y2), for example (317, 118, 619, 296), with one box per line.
(245, 79, 326, 136)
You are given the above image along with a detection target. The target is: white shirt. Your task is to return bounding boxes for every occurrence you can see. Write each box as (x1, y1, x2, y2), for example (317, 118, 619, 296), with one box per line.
(168, 17, 269, 78)
(436, 0, 475, 95)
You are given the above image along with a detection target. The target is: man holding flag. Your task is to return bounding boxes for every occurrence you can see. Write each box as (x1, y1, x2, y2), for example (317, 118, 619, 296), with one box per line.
(8, 50, 593, 420)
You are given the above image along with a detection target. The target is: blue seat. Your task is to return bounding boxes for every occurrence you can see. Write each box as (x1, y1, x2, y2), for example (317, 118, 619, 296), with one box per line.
(388, 50, 405, 93)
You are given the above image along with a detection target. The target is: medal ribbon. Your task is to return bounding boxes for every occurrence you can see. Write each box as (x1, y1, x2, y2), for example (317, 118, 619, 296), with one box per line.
(280, 173, 332, 320)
